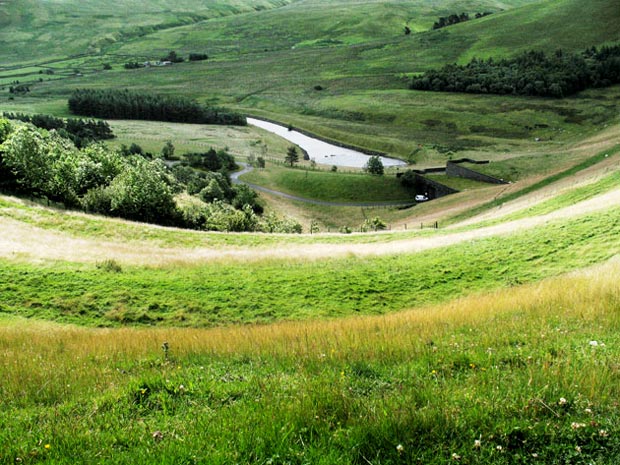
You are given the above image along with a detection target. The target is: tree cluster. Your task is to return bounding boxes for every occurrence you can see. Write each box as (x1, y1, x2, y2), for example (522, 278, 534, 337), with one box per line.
(68, 89, 246, 126)
(189, 53, 209, 61)
(0, 119, 300, 233)
(185, 148, 238, 172)
(410, 45, 620, 97)
(432, 12, 492, 30)
(3, 112, 114, 148)
(9, 84, 30, 94)
(161, 51, 184, 63)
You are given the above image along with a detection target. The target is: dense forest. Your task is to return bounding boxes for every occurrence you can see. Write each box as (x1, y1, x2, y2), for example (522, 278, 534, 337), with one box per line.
(0, 119, 300, 233)
(410, 45, 620, 97)
(3, 112, 114, 147)
(68, 89, 246, 126)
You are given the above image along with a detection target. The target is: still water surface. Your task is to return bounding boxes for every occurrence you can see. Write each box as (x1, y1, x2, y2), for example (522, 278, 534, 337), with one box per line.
(247, 118, 406, 168)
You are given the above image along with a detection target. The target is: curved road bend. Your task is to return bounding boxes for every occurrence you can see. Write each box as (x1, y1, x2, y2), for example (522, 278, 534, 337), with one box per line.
(230, 163, 415, 208)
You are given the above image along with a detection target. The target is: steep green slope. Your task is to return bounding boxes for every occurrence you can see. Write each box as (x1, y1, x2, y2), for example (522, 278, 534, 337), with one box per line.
(109, 0, 542, 58)
(0, 0, 295, 66)
(452, 0, 620, 61)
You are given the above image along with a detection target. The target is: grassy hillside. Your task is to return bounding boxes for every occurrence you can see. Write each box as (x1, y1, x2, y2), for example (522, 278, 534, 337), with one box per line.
(2, 1, 620, 462)
(2, 260, 619, 463)
(0, 0, 295, 66)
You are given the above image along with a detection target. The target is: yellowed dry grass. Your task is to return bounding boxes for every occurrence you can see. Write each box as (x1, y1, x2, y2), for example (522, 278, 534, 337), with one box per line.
(2, 256, 617, 374)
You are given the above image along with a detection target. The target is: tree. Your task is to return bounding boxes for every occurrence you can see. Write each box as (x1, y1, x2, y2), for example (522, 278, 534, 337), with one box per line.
(161, 140, 175, 159)
(285, 146, 299, 167)
(162, 51, 184, 63)
(365, 155, 384, 175)
(106, 158, 177, 224)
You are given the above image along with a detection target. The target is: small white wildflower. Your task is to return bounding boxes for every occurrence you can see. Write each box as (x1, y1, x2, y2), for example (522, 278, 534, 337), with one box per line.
(531, 453, 539, 458)
(599, 430, 609, 437)
(396, 444, 404, 454)
(178, 384, 185, 392)
(559, 397, 568, 405)
(571, 422, 586, 430)
(589, 340, 599, 347)
(575, 446, 582, 453)
(451, 452, 461, 460)
(474, 439, 481, 449)
(496, 445, 503, 451)
(585, 408, 592, 414)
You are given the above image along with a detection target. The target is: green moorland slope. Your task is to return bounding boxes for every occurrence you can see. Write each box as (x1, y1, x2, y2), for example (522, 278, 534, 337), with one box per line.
(0, 0, 295, 66)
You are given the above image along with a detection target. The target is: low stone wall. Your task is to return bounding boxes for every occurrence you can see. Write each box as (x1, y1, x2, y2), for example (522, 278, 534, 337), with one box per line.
(446, 161, 508, 185)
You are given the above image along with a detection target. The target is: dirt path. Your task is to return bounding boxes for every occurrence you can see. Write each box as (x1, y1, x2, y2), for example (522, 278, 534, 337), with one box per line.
(2, 187, 620, 266)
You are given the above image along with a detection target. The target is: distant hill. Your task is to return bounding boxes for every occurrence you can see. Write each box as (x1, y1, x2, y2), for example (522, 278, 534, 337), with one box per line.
(0, 0, 295, 66)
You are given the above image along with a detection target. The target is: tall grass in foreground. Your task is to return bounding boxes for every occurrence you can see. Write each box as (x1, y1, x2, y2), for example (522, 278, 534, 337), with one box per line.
(1, 260, 619, 464)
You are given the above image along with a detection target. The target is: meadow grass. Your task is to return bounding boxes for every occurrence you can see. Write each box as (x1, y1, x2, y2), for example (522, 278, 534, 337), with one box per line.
(5, 0, 619, 165)
(0, 0, 296, 66)
(459, 165, 620, 230)
(240, 165, 414, 203)
(1, 207, 618, 328)
(0, 193, 432, 246)
(1, 259, 619, 463)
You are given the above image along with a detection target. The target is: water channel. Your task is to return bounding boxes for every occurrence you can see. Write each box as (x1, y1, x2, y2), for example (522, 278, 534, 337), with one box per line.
(247, 117, 407, 169)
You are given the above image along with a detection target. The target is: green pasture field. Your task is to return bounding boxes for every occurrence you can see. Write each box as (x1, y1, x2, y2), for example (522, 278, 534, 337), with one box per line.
(2, 0, 618, 166)
(2, 1, 620, 463)
(462, 165, 620, 229)
(446, 145, 620, 224)
(10, 76, 620, 166)
(265, 199, 422, 231)
(0, 0, 296, 67)
(105, 120, 294, 162)
(0, 193, 431, 247)
(240, 165, 414, 203)
(423, 173, 491, 191)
